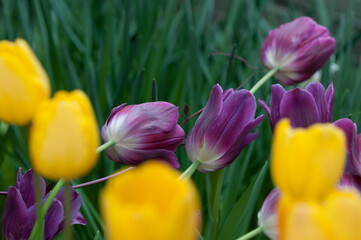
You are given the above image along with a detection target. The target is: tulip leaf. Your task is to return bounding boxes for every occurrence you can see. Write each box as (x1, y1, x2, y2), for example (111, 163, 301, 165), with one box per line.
(217, 161, 268, 240)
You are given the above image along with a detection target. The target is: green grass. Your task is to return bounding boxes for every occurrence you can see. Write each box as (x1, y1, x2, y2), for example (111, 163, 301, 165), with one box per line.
(0, 0, 360, 239)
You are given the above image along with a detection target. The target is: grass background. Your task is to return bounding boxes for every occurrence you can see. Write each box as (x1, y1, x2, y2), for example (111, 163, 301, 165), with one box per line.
(0, 0, 360, 239)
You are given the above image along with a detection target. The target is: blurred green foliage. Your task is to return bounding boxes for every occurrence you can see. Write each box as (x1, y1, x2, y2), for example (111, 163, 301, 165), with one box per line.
(0, 0, 360, 239)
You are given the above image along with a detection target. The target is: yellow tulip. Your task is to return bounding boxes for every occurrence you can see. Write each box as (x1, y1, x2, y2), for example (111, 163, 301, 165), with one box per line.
(0, 39, 50, 125)
(271, 119, 346, 201)
(29, 90, 99, 180)
(100, 161, 201, 240)
(280, 190, 361, 240)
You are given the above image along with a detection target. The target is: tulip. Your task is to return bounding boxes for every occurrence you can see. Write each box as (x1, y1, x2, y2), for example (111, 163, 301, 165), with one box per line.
(257, 188, 280, 240)
(280, 190, 361, 240)
(101, 102, 184, 168)
(0, 39, 51, 125)
(339, 173, 361, 193)
(271, 119, 346, 201)
(259, 82, 334, 130)
(29, 90, 99, 180)
(333, 118, 361, 175)
(1, 169, 86, 240)
(261, 17, 336, 85)
(185, 84, 264, 172)
(100, 161, 200, 240)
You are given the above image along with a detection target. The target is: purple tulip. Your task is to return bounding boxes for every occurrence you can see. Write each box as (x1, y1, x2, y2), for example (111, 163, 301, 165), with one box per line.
(101, 102, 184, 168)
(185, 84, 264, 172)
(333, 118, 361, 175)
(1, 169, 86, 240)
(339, 173, 361, 193)
(261, 16, 336, 85)
(259, 82, 334, 130)
(257, 188, 280, 240)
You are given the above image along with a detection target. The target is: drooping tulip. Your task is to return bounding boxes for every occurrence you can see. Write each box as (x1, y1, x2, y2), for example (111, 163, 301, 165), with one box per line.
(100, 161, 200, 240)
(259, 82, 334, 130)
(29, 90, 99, 180)
(185, 84, 264, 172)
(1, 169, 86, 240)
(257, 188, 280, 240)
(0, 39, 51, 125)
(101, 102, 184, 168)
(261, 17, 336, 85)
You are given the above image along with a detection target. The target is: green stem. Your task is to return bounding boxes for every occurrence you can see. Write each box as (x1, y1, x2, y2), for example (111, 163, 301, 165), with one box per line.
(96, 139, 116, 153)
(64, 182, 72, 240)
(235, 226, 263, 240)
(29, 179, 65, 240)
(179, 160, 201, 180)
(249, 67, 279, 94)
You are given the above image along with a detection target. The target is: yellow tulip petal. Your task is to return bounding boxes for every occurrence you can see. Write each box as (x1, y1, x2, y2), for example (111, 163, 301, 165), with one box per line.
(100, 161, 200, 240)
(30, 90, 99, 180)
(271, 119, 346, 200)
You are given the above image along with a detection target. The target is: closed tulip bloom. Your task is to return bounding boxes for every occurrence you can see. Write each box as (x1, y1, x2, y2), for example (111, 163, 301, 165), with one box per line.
(0, 39, 50, 125)
(334, 118, 361, 175)
(259, 82, 334, 130)
(100, 161, 200, 240)
(1, 169, 86, 240)
(186, 84, 264, 172)
(101, 102, 184, 168)
(29, 90, 99, 180)
(261, 17, 336, 85)
(257, 188, 280, 240)
(271, 119, 346, 200)
(280, 190, 361, 240)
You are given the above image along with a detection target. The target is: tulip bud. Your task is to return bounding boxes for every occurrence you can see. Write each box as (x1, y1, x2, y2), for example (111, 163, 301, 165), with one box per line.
(185, 84, 264, 172)
(259, 82, 334, 130)
(257, 188, 280, 240)
(271, 119, 346, 201)
(0, 39, 51, 125)
(1, 169, 86, 240)
(29, 90, 99, 180)
(261, 17, 336, 85)
(100, 161, 200, 240)
(101, 102, 184, 168)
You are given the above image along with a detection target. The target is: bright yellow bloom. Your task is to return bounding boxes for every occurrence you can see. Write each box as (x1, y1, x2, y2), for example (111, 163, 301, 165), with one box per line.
(271, 119, 346, 201)
(29, 90, 99, 180)
(100, 161, 201, 240)
(0, 39, 50, 125)
(280, 190, 361, 240)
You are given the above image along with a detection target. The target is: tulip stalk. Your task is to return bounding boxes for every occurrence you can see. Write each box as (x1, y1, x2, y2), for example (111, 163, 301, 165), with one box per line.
(249, 67, 279, 94)
(96, 139, 116, 153)
(235, 226, 263, 240)
(28, 179, 65, 240)
(179, 160, 201, 180)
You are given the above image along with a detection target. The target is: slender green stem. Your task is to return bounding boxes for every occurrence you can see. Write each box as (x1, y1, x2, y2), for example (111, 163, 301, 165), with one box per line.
(179, 160, 201, 180)
(235, 226, 263, 240)
(249, 67, 279, 94)
(29, 179, 65, 240)
(34, 173, 44, 240)
(96, 139, 116, 153)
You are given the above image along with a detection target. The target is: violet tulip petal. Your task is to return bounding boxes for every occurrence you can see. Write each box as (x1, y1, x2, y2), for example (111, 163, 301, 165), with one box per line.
(280, 88, 319, 128)
(269, 84, 286, 130)
(105, 104, 126, 125)
(325, 83, 335, 121)
(72, 212, 87, 225)
(258, 188, 281, 240)
(339, 173, 361, 193)
(186, 84, 223, 162)
(2, 187, 28, 240)
(17, 169, 46, 207)
(305, 82, 328, 122)
(44, 199, 64, 240)
(202, 90, 257, 156)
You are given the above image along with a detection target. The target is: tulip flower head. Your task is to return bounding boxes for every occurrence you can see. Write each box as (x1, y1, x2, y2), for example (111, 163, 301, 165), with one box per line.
(259, 82, 334, 130)
(29, 90, 99, 180)
(339, 173, 361, 193)
(257, 188, 280, 240)
(334, 118, 361, 175)
(1, 169, 86, 240)
(100, 161, 200, 240)
(261, 17, 336, 85)
(0, 39, 51, 125)
(101, 102, 184, 168)
(185, 84, 264, 172)
(271, 119, 346, 201)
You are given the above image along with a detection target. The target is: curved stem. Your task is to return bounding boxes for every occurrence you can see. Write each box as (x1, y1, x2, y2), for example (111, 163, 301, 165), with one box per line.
(179, 160, 201, 180)
(96, 139, 116, 153)
(235, 226, 263, 240)
(249, 67, 279, 94)
(29, 179, 65, 240)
